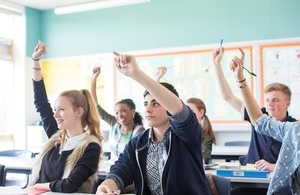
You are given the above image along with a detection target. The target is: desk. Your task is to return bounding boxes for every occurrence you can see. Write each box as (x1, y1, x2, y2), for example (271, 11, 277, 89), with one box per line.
(211, 146, 248, 162)
(0, 156, 35, 175)
(205, 169, 270, 189)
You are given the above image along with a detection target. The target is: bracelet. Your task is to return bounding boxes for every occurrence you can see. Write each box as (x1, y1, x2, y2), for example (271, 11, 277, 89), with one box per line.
(239, 82, 247, 89)
(237, 78, 246, 83)
(32, 67, 41, 70)
(32, 57, 40, 61)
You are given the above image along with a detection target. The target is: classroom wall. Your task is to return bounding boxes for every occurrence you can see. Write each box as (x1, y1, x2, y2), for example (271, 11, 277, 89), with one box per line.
(22, 0, 300, 147)
(25, 0, 300, 58)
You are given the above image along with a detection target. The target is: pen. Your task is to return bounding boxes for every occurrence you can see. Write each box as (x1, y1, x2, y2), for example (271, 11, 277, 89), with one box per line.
(219, 38, 223, 48)
(243, 66, 257, 77)
(38, 40, 43, 58)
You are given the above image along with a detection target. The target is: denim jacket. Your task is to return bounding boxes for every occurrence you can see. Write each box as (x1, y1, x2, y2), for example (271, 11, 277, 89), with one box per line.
(255, 114, 300, 195)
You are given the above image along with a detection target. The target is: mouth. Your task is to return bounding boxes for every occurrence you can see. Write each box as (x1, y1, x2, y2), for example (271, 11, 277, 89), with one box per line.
(146, 116, 154, 120)
(56, 119, 63, 124)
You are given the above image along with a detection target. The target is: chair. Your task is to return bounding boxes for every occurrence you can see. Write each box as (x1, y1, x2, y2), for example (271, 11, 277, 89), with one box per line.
(0, 164, 5, 186)
(0, 150, 34, 188)
(211, 174, 231, 195)
(224, 141, 250, 147)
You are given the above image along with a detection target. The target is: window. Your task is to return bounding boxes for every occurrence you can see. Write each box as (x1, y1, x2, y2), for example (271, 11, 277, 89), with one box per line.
(0, 12, 17, 148)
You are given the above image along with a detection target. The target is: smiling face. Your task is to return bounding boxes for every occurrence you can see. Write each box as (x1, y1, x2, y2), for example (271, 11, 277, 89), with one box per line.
(264, 90, 290, 121)
(143, 94, 169, 129)
(53, 96, 81, 130)
(115, 103, 135, 126)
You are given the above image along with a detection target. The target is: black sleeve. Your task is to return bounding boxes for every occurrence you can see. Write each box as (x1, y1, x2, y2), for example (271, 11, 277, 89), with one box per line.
(33, 79, 58, 138)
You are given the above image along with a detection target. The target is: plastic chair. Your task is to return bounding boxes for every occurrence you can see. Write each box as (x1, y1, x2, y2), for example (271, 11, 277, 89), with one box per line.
(0, 150, 34, 188)
(0, 164, 5, 186)
(224, 141, 250, 147)
(212, 174, 231, 195)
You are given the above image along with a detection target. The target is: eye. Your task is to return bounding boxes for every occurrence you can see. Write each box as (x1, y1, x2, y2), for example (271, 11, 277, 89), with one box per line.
(153, 102, 160, 107)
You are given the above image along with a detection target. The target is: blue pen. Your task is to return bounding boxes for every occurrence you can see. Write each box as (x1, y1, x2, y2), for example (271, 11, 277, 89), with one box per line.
(220, 38, 223, 48)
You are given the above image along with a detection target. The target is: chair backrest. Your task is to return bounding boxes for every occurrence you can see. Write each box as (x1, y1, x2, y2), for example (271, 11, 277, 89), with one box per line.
(212, 175, 231, 195)
(0, 150, 34, 158)
(0, 164, 5, 186)
(224, 141, 250, 147)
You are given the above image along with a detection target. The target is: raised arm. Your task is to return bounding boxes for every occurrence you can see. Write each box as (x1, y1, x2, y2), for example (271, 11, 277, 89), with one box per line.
(155, 67, 167, 82)
(31, 42, 58, 138)
(91, 67, 100, 104)
(90, 67, 117, 126)
(213, 47, 243, 113)
(229, 50, 263, 124)
(114, 52, 182, 115)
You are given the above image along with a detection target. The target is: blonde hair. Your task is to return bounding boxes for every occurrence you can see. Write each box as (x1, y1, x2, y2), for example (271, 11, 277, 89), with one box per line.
(264, 82, 291, 101)
(186, 98, 216, 144)
(55, 89, 103, 156)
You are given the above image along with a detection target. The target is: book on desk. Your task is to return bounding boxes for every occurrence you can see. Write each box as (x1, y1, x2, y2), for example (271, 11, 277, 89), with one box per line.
(216, 163, 269, 178)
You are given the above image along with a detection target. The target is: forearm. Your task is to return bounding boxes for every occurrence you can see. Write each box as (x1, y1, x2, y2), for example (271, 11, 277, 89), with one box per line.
(132, 70, 182, 115)
(239, 82, 263, 124)
(91, 79, 98, 103)
(32, 60, 43, 81)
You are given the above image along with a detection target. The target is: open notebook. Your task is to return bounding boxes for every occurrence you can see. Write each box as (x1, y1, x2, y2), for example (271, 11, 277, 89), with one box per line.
(0, 186, 49, 195)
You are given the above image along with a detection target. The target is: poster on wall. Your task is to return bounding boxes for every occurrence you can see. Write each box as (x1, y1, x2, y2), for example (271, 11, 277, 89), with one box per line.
(260, 42, 300, 119)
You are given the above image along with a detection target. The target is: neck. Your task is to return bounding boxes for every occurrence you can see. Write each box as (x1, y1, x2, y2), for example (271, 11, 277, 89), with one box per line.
(66, 126, 85, 137)
(120, 121, 135, 134)
(152, 122, 170, 142)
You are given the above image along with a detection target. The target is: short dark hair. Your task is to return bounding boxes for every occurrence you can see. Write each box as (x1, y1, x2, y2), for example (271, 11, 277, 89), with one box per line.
(143, 82, 179, 98)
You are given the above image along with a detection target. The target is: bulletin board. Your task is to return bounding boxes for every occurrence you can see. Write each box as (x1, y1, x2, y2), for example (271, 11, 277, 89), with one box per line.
(41, 55, 107, 107)
(260, 42, 300, 119)
(116, 46, 254, 123)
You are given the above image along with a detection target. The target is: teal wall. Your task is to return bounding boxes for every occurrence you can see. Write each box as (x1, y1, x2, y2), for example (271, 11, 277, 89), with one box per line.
(25, 7, 41, 56)
(26, 0, 300, 58)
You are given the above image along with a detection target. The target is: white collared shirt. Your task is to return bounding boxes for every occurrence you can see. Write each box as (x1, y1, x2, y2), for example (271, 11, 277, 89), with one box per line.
(59, 132, 86, 153)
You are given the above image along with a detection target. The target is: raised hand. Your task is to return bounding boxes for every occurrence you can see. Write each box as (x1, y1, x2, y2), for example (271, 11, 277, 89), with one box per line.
(155, 67, 167, 82)
(32, 42, 47, 60)
(113, 51, 141, 78)
(229, 48, 245, 81)
(212, 47, 225, 67)
(92, 67, 101, 80)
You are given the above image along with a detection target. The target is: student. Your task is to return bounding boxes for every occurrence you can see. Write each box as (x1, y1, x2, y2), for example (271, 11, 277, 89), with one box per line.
(29, 42, 103, 193)
(213, 47, 297, 195)
(96, 52, 212, 195)
(186, 98, 216, 164)
(230, 54, 300, 195)
(91, 67, 145, 156)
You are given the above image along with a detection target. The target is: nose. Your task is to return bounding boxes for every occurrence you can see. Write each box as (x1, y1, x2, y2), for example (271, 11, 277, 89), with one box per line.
(145, 105, 153, 113)
(53, 110, 59, 118)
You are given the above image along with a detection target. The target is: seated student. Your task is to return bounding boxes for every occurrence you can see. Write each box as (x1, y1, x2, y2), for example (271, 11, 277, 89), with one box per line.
(212, 47, 297, 195)
(186, 98, 216, 164)
(28, 42, 103, 193)
(230, 51, 300, 195)
(96, 52, 212, 195)
(91, 67, 145, 156)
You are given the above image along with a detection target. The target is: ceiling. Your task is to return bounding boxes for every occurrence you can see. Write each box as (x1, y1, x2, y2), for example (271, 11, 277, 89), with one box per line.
(3, 0, 98, 10)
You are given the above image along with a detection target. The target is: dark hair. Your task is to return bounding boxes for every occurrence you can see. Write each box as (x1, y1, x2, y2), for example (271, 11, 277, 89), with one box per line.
(143, 82, 179, 98)
(116, 99, 143, 126)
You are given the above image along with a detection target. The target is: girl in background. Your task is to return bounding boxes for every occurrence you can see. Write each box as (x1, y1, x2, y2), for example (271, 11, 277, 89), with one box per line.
(186, 98, 216, 164)
(91, 67, 144, 156)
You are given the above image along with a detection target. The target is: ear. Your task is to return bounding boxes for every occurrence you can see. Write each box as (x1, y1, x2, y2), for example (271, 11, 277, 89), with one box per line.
(76, 107, 84, 118)
(199, 109, 205, 119)
(286, 101, 291, 108)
